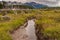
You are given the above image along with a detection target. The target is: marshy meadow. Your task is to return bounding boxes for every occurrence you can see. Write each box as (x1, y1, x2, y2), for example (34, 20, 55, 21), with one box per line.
(0, 9, 60, 40)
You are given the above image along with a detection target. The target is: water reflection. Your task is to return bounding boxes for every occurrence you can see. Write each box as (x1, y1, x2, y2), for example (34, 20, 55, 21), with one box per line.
(25, 20, 37, 40)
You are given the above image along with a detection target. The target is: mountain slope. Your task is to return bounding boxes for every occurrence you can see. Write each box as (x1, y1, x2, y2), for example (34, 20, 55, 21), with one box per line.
(24, 2, 48, 8)
(18, 4, 34, 9)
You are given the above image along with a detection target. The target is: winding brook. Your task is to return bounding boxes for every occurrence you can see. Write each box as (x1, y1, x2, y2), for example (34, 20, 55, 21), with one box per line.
(11, 19, 37, 40)
(25, 19, 37, 40)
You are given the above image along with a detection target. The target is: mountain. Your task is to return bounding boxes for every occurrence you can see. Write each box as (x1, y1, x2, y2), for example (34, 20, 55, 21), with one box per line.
(1, 1, 48, 9)
(24, 2, 48, 8)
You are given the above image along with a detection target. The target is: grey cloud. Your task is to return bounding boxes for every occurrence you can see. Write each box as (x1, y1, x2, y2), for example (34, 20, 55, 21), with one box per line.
(34, 0, 60, 7)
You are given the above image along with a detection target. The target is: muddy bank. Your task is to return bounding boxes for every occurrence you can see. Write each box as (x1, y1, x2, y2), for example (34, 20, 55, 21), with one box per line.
(35, 24, 49, 40)
(35, 27, 58, 40)
(35, 24, 44, 40)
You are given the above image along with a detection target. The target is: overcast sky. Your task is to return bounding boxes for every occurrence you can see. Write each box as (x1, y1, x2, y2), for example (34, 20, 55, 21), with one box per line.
(0, 0, 2, 1)
(2, 0, 60, 7)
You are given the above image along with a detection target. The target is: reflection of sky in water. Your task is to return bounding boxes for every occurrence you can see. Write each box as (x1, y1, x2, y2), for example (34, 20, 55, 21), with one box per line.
(25, 20, 37, 40)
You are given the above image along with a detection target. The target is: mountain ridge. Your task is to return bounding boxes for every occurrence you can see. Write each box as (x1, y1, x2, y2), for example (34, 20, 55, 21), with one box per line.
(24, 2, 48, 8)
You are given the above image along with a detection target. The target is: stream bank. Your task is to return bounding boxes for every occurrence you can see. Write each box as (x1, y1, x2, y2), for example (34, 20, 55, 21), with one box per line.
(35, 23, 50, 40)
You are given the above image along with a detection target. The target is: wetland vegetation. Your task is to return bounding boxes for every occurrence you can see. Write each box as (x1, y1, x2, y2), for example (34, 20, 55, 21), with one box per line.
(0, 9, 60, 40)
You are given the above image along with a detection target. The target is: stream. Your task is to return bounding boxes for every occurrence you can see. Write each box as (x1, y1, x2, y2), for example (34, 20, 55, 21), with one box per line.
(11, 19, 37, 40)
(25, 19, 37, 40)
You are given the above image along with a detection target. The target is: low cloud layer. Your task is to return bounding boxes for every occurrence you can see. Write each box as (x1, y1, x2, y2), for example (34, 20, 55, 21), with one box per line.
(3, 0, 60, 7)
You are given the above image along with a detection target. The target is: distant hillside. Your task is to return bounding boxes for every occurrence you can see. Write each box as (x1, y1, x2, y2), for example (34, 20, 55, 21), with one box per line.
(24, 2, 48, 8)
(2, 1, 34, 9)
(0, 1, 3, 9)
(18, 4, 34, 9)
(2, 1, 60, 9)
